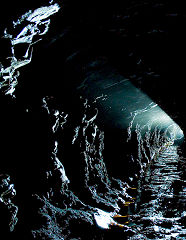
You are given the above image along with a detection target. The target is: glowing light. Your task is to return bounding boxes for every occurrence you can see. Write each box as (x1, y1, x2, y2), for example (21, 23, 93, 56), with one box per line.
(94, 209, 116, 229)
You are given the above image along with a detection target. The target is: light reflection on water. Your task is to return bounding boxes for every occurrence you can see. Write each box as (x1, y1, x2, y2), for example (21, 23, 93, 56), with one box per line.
(128, 145, 186, 239)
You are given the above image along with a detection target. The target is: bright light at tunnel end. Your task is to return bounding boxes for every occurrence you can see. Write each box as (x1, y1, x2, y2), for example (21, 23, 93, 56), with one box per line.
(170, 124, 184, 145)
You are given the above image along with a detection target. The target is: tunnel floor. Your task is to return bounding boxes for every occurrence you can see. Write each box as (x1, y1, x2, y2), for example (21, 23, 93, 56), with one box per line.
(127, 145, 186, 239)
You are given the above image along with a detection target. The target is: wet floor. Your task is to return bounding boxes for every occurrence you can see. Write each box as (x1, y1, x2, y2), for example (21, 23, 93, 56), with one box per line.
(128, 145, 186, 239)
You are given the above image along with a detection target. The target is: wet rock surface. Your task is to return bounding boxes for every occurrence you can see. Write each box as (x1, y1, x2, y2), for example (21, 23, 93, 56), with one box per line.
(129, 146, 186, 239)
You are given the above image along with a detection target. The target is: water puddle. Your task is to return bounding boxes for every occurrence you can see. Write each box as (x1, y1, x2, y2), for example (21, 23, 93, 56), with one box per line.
(128, 146, 186, 239)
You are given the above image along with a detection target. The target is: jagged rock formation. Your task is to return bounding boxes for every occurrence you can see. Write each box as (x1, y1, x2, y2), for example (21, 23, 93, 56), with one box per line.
(0, 174, 18, 233)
